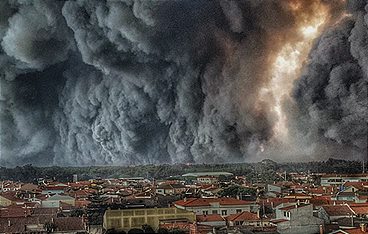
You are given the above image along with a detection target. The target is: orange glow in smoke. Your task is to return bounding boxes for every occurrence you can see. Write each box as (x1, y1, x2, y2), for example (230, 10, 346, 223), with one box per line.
(260, 2, 329, 142)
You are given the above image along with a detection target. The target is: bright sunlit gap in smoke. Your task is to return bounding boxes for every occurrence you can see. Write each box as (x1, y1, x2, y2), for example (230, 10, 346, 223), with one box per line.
(258, 3, 329, 148)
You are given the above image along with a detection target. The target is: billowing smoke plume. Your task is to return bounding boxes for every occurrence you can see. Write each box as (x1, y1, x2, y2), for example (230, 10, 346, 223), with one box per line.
(0, 0, 366, 166)
(290, 0, 368, 161)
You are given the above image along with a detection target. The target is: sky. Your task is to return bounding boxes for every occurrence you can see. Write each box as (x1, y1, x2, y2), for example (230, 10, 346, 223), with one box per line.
(0, 0, 367, 167)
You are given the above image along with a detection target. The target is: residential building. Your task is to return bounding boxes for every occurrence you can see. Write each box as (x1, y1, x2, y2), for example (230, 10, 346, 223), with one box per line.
(0, 181, 21, 192)
(328, 224, 368, 233)
(196, 214, 226, 226)
(0, 216, 87, 233)
(197, 176, 219, 184)
(156, 183, 186, 196)
(267, 184, 283, 197)
(103, 207, 195, 232)
(41, 194, 75, 208)
(0, 192, 24, 207)
(272, 203, 324, 234)
(226, 211, 271, 227)
(182, 172, 233, 184)
(349, 203, 368, 217)
(321, 174, 368, 187)
(318, 204, 355, 223)
(41, 185, 67, 195)
(174, 197, 259, 216)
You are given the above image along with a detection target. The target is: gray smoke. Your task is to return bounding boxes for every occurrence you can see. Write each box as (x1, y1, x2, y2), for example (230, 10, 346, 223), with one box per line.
(291, 0, 368, 161)
(0, 0, 366, 166)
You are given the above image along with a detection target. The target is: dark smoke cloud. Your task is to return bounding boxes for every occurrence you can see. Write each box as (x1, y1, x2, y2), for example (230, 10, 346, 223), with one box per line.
(0, 0, 366, 166)
(291, 0, 368, 160)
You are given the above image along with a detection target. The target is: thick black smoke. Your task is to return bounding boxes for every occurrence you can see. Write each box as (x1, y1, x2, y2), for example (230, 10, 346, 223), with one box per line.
(291, 0, 368, 161)
(0, 0, 366, 166)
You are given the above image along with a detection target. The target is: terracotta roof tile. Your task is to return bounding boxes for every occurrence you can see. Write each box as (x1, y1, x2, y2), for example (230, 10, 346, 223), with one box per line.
(175, 198, 255, 207)
(226, 211, 259, 222)
(0, 192, 24, 202)
(279, 204, 309, 211)
(54, 217, 86, 231)
(321, 204, 355, 216)
(196, 214, 225, 222)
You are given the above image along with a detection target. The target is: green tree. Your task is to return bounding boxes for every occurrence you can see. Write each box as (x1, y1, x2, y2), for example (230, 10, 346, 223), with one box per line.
(157, 228, 169, 234)
(142, 224, 155, 233)
(219, 185, 256, 198)
(128, 228, 144, 234)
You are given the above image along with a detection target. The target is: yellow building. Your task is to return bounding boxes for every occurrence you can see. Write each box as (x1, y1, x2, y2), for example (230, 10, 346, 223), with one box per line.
(0, 195, 12, 207)
(103, 207, 195, 231)
(0, 192, 23, 207)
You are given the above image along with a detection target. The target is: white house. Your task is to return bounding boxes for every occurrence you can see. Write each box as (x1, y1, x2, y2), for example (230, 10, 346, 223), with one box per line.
(174, 197, 259, 216)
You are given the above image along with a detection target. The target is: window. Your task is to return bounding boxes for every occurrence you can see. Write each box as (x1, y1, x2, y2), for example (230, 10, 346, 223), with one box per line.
(221, 210, 227, 216)
(284, 211, 287, 217)
(203, 210, 208, 215)
(212, 210, 218, 214)
(236, 209, 242, 213)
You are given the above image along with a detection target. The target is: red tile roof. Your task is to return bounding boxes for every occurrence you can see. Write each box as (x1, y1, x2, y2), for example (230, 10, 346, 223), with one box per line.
(196, 214, 225, 222)
(279, 204, 309, 211)
(175, 198, 255, 207)
(44, 186, 67, 191)
(75, 199, 91, 208)
(344, 182, 368, 190)
(54, 217, 86, 231)
(0, 217, 37, 233)
(308, 186, 335, 195)
(321, 204, 355, 216)
(32, 208, 59, 216)
(333, 227, 368, 234)
(309, 197, 331, 207)
(349, 203, 368, 215)
(226, 211, 260, 222)
(0, 192, 24, 202)
(0, 206, 31, 218)
(0, 216, 86, 233)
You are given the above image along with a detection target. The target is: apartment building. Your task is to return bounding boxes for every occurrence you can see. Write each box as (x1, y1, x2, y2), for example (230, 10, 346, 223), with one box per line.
(174, 197, 259, 216)
(103, 207, 195, 232)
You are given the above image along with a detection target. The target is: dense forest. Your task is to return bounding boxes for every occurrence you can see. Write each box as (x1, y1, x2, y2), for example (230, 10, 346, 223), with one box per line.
(0, 158, 365, 183)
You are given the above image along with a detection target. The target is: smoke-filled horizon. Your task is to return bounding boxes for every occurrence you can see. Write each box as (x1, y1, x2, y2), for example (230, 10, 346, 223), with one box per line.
(0, 0, 367, 167)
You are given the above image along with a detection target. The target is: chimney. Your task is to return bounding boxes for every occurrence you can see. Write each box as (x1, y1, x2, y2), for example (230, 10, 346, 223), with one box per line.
(319, 224, 324, 234)
(360, 223, 367, 232)
(184, 197, 187, 202)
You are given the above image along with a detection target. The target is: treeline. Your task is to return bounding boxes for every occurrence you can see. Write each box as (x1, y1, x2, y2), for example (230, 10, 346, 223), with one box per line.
(0, 158, 364, 183)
